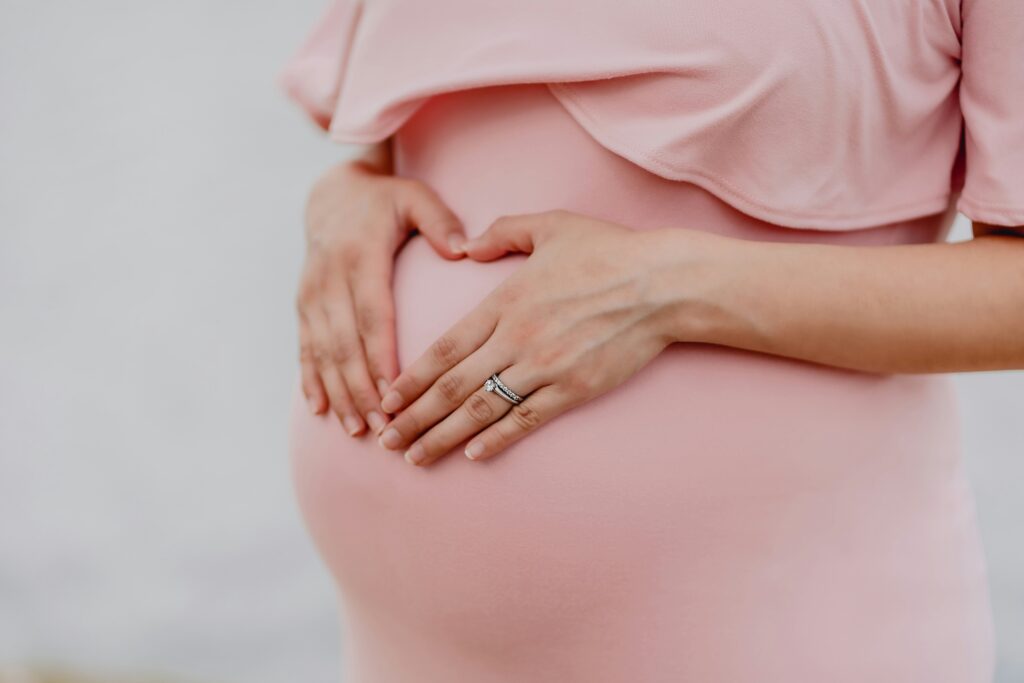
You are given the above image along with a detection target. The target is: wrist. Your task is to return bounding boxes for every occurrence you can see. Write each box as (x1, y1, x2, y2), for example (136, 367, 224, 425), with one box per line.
(642, 227, 764, 347)
(317, 140, 394, 189)
(347, 137, 394, 175)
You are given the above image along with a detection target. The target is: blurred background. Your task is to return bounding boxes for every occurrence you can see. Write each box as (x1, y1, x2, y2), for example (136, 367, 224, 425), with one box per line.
(0, 1, 1021, 682)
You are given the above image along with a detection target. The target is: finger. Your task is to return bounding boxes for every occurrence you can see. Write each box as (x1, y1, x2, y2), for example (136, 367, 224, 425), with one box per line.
(461, 211, 556, 261)
(463, 385, 565, 462)
(397, 179, 468, 258)
(376, 337, 511, 452)
(323, 292, 389, 435)
(298, 314, 327, 415)
(309, 309, 365, 436)
(378, 303, 500, 415)
(322, 364, 366, 436)
(350, 255, 400, 406)
(401, 363, 546, 467)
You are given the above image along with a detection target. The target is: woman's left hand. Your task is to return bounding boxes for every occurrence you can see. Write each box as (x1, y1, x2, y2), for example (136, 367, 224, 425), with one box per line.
(374, 209, 724, 466)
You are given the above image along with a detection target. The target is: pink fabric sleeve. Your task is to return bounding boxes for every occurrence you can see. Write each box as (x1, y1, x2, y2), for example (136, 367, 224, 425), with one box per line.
(956, 0, 1024, 227)
(277, 0, 360, 132)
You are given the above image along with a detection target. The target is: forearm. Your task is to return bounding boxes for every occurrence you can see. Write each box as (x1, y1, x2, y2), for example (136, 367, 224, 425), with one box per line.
(655, 229, 1024, 374)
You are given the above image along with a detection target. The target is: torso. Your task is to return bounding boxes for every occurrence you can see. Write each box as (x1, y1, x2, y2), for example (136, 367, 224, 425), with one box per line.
(288, 83, 994, 682)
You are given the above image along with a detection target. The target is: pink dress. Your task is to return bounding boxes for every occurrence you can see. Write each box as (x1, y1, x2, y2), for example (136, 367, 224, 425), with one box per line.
(281, 1, 1022, 680)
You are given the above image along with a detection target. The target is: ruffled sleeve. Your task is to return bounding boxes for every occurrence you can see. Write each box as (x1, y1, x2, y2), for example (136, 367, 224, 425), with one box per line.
(956, 0, 1024, 227)
(277, 0, 361, 132)
(277, 0, 989, 231)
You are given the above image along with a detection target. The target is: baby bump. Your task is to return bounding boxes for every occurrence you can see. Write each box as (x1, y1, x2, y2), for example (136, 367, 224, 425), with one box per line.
(288, 235, 989, 680)
(286, 84, 991, 679)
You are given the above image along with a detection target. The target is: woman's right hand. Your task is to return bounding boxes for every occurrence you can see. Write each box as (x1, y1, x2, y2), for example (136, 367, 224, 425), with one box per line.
(297, 150, 468, 437)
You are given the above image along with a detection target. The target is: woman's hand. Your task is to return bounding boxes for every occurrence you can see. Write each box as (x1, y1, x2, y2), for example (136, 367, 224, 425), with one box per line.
(374, 210, 726, 466)
(298, 157, 468, 436)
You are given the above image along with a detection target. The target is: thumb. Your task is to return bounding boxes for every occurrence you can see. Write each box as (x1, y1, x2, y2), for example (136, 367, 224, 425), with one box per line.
(462, 214, 543, 262)
(399, 180, 467, 259)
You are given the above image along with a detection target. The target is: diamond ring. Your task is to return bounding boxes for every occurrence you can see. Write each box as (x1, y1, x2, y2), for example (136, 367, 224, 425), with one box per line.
(483, 373, 525, 405)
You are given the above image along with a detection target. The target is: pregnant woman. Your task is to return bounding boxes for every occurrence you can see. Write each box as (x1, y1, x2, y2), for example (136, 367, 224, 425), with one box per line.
(280, 1, 1022, 680)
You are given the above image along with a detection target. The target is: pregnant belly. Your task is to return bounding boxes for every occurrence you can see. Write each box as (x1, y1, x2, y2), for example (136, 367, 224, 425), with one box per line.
(287, 84, 992, 681)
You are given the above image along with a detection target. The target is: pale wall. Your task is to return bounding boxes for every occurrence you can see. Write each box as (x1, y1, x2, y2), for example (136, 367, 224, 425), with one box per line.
(0, 2, 1020, 681)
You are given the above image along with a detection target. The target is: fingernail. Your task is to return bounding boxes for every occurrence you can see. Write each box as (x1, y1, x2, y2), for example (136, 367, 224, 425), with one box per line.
(465, 441, 485, 460)
(405, 443, 425, 465)
(366, 411, 387, 434)
(448, 234, 466, 254)
(379, 427, 402, 450)
(376, 377, 391, 396)
(343, 414, 363, 436)
(380, 390, 403, 413)
(308, 396, 321, 415)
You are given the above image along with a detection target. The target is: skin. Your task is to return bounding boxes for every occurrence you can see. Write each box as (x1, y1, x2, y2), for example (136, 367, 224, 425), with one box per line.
(297, 139, 469, 436)
(299, 141, 1024, 466)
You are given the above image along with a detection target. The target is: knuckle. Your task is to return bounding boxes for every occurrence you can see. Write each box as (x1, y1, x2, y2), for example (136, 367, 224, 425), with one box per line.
(393, 414, 421, 440)
(330, 339, 357, 365)
(349, 386, 377, 410)
(416, 182, 443, 205)
(355, 303, 381, 334)
(331, 403, 352, 421)
(397, 177, 436, 206)
(493, 283, 522, 308)
(506, 316, 540, 346)
(510, 402, 542, 431)
(311, 345, 332, 367)
(465, 393, 496, 424)
(503, 278, 533, 303)
(330, 400, 351, 417)
(324, 386, 349, 410)
(430, 335, 460, 365)
(336, 241, 362, 267)
(530, 339, 567, 371)
(295, 279, 319, 310)
(564, 371, 597, 396)
(436, 372, 464, 404)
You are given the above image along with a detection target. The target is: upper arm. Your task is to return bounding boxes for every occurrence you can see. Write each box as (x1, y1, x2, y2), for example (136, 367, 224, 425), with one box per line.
(956, 0, 1024, 230)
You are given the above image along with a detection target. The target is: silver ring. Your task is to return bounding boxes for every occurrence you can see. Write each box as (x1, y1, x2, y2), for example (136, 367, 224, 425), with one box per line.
(483, 373, 525, 405)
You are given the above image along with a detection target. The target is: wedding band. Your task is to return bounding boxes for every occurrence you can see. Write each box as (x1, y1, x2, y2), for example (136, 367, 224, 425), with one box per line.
(483, 373, 525, 405)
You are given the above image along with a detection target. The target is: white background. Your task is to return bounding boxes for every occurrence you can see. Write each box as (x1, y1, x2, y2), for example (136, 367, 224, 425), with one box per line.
(0, 2, 1021, 681)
